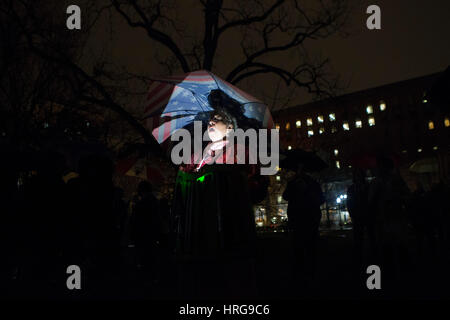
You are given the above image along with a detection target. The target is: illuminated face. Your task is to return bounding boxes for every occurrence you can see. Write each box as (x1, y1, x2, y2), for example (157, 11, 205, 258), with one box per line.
(207, 114, 232, 142)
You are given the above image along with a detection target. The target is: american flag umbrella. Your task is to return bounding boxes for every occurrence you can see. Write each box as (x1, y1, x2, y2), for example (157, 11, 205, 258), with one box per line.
(142, 70, 274, 146)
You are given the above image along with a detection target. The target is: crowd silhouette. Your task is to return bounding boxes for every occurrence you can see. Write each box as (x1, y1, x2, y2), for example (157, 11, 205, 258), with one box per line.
(1, 146, 450, 300)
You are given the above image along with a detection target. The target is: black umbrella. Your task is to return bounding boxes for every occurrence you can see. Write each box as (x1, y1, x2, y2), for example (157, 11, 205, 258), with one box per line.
(280, 149, 328, 172)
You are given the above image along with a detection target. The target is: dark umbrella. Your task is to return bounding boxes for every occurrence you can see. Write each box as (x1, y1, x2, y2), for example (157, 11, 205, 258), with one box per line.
(280, 149, 328, 172)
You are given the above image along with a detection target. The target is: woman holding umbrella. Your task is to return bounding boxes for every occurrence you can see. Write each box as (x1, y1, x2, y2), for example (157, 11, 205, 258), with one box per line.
(172, 90, 267, 298)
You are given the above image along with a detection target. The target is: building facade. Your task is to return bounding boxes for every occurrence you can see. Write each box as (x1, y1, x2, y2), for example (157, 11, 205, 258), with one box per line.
(261, 70, 450, 230)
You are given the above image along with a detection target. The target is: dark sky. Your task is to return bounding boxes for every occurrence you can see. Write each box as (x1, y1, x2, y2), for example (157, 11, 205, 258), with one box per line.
(92, 0, 450, 109)
(312, 0, 450, 96)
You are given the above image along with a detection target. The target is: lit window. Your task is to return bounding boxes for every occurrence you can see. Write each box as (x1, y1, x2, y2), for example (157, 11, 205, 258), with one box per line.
(423, 99, 428, 104)
(319, 127, 324, 134)
(288, 145, 292, 150)
(433, 146, 439, 151)
(428, 121, 435, 130)
(317, 115, 324, 123)
(445, 117, 450, 127)
(334, 149, 339, 156)
(368, 117, 375, 126)
(418, 148, 423, 153)
(380, 101, 387, 111)
(343, 122, 350, 131)
(336, 161, 341, 169)
(277, 196, 282, 203)
(307, 118, 313, 126)
(366, 105, 373, 114)
(285, 122, 291, 130)
(275, 124, 280, 130)
(296, 120, 301, 128)
(355, 119, 362, 128)
(308, 130, 314, 137)
(276, 175, 281, 181)
(331, 126, 337, 133)
(329, 113, 336, 121)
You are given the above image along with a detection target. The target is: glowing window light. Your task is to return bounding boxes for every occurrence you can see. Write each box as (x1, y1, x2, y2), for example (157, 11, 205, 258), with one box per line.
(317, 115, 324, 123)
(277, 196, 282, 203)
(418, 148, 423, 153)
(307, 118, 313, 126)
(336, 198, 341, 204)
(275, 124, 280, 130)
(433, 146, 438, 151)
(428, 121, 435, 130)
(308, 130, 314, 137)
(285, 122, 291, 130)
(329, 113, 336, 121)
(366, 105, 374, 114)
(343, 122, 350, 131)
(296, 120, 301, 128)
(355, 119, 362, 128)
(336, 161, 341, 169)
(288, 145, 292, 150)
(334, 149, 339, 156)
(276, 175, 281, 181)
(368, 117, 376, 126)
(445, 118, 450, 127)
(319, 127, 324, 134)
(380, 101, 386, 111)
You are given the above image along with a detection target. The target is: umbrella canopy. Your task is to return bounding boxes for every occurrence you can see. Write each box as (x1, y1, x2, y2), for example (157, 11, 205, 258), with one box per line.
(115, 157, 165, 185)
(142, 70, 274, 145)
(280, 149, 328, 172)
(409, 157, 438, 173)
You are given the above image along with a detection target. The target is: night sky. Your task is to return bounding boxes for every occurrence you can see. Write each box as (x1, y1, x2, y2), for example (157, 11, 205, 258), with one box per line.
(91, 0, 450, 109)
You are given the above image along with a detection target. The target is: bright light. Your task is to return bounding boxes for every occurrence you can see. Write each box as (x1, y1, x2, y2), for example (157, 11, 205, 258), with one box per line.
(343, 122, 350, 131)
(428, 121, 435, 130)
(319, 127, 324, 134)
(308, 130, 314, 137)
(366, 105, 373, 114)
(275, 124, 280, 130)
(307, 118, 313, 126)
(277, 196, 282, 203)
(296, 120, 301, 128)
(380, 101, 386, 111)
(317, 115, 324, 123)
(336, 198, 341, 204)
(355, 120, 362, 128)
(334, 149, 339, 156)
(288, 145, 292, 150)
(276, 175, 281, 181)
(329, 113, 336, 121)
(445, 118, 450, 127)
(343, 194, 347, 199)
(339, 195, 344, 199)
(433, 146, 438, 151)
(423, 99, 428, 104)
(336, 161, 341, 169)
(418, 148, 423, 153)
(285, 122, 291, 130)
(368, 117, 375, 126)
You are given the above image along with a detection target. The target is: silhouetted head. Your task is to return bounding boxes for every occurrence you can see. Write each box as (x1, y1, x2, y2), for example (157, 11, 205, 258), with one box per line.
(137, 181, 153, 197)
(352, 167, 366, 183)
(376, 156, 394, 176)
(78, 154, 113, 183)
